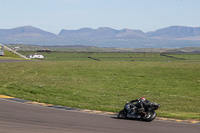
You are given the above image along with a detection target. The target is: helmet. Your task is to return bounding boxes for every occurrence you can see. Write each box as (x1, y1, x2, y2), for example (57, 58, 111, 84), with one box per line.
(140, 97, 146, 102)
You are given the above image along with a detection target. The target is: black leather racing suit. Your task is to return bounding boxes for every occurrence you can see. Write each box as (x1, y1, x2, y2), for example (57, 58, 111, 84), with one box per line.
(129, 99, 151, 113)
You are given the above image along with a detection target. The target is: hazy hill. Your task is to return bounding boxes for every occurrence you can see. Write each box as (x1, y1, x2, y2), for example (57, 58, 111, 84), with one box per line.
(59, 27, 145, 39)
(0, 25, 200, 48)
(0, 26, 60, 45)
(147, 26, 200, 39)
(115, 29, 145, 39)
(59, 28, 95, 38)
(0, 26, 57, 38)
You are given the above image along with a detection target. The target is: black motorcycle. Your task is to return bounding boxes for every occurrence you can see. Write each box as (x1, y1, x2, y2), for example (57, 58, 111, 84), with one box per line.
(117, 102, 160, 122)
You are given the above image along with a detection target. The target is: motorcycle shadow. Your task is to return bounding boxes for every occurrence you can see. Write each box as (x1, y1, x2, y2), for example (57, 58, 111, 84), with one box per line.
(111, 116, 151, 123)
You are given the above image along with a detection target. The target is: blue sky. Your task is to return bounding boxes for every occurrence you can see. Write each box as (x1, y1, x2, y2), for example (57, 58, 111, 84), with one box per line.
(0, 0, 200, 34)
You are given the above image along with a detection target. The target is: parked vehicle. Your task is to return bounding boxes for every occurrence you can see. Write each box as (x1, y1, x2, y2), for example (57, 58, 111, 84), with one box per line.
(27, 54, 44, 59)
(117, 101, 160, 122)
(0, 44, 5, 56)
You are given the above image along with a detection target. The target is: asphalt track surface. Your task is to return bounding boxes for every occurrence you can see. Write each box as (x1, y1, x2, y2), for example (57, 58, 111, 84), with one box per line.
(0, 99, 199, 133)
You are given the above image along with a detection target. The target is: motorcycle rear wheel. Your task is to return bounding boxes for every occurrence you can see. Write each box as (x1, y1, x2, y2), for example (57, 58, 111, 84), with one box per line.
(117, 109, 127, 119)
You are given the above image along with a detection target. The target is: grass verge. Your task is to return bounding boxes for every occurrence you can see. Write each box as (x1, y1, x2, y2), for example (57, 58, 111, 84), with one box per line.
(0, 50, 24, 60)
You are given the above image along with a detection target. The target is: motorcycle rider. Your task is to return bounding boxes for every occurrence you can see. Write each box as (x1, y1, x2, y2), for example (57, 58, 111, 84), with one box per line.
(126, 97, 151, 118)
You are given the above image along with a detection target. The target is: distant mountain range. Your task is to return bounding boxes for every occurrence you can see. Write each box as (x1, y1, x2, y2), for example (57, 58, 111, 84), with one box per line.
(0, 25, 200, 48)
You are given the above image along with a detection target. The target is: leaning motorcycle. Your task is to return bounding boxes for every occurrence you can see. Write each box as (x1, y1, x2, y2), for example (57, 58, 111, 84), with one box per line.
(117, 102, 160, 122)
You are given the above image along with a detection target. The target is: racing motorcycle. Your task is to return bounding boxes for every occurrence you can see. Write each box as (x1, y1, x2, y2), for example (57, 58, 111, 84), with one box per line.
(117, 102, 160, 122)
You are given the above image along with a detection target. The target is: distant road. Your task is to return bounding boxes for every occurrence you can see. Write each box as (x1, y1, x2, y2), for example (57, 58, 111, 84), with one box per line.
(3, 45, 29, 59)
(0, 99, 199, 133)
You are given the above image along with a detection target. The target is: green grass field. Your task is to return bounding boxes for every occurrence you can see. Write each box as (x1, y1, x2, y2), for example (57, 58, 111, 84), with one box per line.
(0, 52, 200, 120)
(19, 51, 200, 62)
(0, 50, 22, 59)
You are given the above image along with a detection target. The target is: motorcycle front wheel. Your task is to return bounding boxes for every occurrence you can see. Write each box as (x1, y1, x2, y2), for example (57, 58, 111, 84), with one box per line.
(142, 111, 156, 122)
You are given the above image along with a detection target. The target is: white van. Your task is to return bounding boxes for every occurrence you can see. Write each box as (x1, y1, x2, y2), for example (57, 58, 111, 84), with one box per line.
(27, 54, 45, 59)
